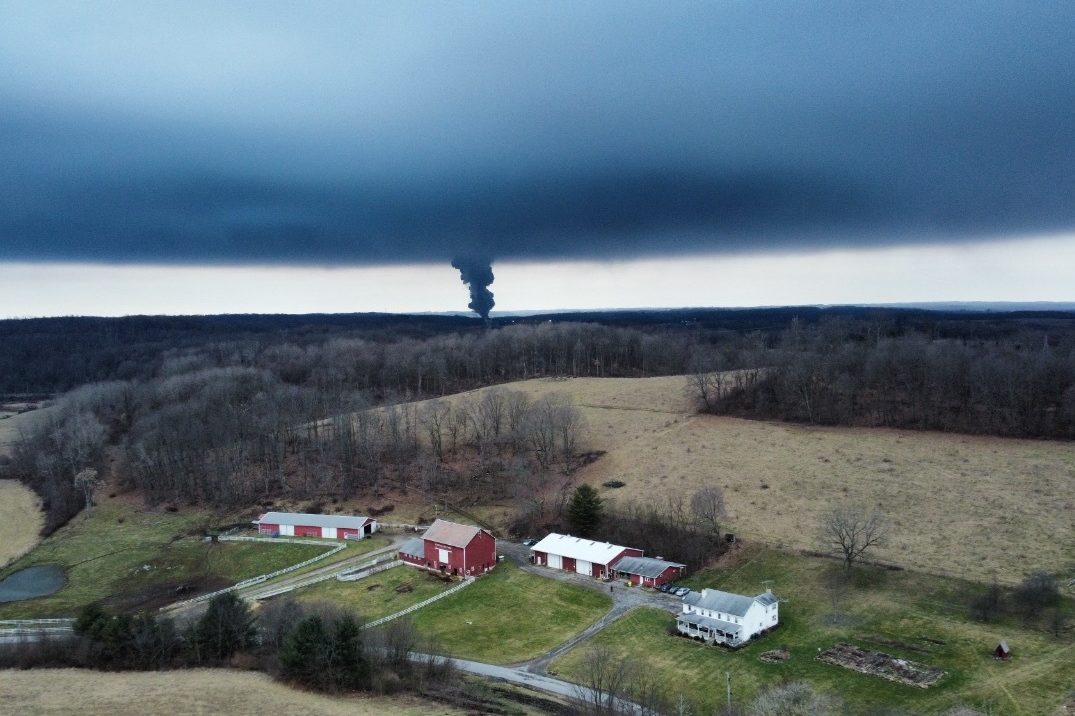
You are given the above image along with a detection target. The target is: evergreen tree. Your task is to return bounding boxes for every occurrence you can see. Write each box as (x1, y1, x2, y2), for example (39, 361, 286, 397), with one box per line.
(280, 615, 330, 689)
(330, 613, 369, 690)
(567, 484, 603, 536)
(194, 592, 254, 663)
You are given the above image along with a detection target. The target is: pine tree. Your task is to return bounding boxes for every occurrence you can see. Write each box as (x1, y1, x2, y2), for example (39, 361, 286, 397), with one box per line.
(194, 592, 254, 663)
(280, 615, 330, 689)
(567, 484, 603, 537)
(330, 614, 369, 690)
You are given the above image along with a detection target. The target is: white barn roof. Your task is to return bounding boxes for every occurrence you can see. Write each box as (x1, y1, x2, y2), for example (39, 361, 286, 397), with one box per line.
(531, 533, 638, 565)
(255, 512, 373, 530)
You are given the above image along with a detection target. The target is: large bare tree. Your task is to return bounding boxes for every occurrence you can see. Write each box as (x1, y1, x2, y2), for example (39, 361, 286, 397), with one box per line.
(821, 505, 886, 575)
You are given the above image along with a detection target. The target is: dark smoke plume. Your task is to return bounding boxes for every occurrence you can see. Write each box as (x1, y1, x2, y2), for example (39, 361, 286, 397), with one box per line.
(451, 257, 495, 319)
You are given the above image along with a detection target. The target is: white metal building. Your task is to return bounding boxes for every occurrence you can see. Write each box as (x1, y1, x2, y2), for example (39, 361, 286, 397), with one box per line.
(530, 533, 643, 579)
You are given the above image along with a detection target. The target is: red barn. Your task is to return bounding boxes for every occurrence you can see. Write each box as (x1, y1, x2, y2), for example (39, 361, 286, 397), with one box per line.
(399, 519, 497, 577)
(530, 533, 643, 579)
(612, 555, 686, 587)
(253, 512, 378, 539)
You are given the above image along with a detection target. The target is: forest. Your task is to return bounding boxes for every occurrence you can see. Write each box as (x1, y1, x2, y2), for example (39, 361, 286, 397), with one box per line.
(3, 308, 1074, 538)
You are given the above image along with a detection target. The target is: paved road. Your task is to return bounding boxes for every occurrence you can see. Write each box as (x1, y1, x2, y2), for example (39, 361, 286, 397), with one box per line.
(416, 652, 643, 715)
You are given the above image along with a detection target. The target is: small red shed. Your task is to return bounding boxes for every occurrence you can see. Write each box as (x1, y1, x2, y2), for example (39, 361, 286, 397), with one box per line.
(399, 519, 496, 577)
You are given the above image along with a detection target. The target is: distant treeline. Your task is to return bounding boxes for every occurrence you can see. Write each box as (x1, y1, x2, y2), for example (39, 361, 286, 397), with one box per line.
(5, 306, 1074, 394)
(693, 320, 1075, 439)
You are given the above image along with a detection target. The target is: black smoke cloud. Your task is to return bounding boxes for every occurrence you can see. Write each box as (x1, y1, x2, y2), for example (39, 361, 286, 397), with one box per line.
(1, 2, 1075, 270)
(451, 257, 495, 319)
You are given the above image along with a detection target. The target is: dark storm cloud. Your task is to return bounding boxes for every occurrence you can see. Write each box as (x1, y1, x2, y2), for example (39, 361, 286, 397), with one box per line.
(2, 1, 1075, 265)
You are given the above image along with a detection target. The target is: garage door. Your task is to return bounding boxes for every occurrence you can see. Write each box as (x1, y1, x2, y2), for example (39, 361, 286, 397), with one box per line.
(548, 554, 562, 569)
(576, 559, 591, 576)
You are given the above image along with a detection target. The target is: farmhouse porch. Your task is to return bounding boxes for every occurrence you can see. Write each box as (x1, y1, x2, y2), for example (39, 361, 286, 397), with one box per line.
(676, 614, 744, 647)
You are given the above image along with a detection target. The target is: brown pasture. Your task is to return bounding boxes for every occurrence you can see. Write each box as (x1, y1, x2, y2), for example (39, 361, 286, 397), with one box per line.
(0, 669, 464, 715)
(0, 480, 43, 567)
(406, 375, 1075, 583)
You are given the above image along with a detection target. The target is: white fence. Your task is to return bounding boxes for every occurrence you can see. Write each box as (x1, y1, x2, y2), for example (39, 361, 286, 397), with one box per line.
(165, 538, 345, 611)
(363, 576, 474, 629)
(336, 558, 400, 582)
(0, 618, 76, 637)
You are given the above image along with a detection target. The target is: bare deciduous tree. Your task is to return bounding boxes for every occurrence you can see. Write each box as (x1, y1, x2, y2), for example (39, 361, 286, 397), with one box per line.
(577, 642, 634, 714)
(690, 485, 725, 533)
(73, 467, 99, 509)
(821, 505, 886, 575)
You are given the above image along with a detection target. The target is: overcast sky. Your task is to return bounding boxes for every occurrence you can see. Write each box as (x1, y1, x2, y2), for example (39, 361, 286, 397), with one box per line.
(3, 1, 1075, 316)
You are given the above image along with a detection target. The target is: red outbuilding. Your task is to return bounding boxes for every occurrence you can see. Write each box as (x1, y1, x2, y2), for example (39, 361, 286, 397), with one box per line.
(399, 519, 497, 577)
(612, 555, 686, 587)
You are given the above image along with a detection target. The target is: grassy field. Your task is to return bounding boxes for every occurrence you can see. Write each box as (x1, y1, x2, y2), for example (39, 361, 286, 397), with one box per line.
(411, 562, 612, 664)
(291, 565, 454, 620)
(0, 480, 43, 567)
(550, 545, 1075, 714)
(0, 497, 330, 617)
(0, 668, 464, 715)
(393, 375, 1075, 583)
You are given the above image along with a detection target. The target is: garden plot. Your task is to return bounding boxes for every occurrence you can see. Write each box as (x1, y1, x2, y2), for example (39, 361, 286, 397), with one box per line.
(817, 643, 945, 688)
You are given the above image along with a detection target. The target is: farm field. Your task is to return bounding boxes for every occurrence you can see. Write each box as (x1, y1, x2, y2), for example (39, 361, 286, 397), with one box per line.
(0, 400, 51, 457)
(0, 668, 464, 715)
(0, 480, 42, 567)
(411, 562, 611, 664)
(291, 564, 454, 621)
(398, 375, 1075, 583)
(0, 497, 330, 618)
(550, 545, 1075, 714)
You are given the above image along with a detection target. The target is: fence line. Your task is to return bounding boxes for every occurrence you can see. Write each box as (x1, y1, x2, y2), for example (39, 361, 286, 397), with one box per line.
(337, 558, 401, 582)
(252, 556, 401, 599)
(165, 539, 345, 610)
(363, 576, 474, 629)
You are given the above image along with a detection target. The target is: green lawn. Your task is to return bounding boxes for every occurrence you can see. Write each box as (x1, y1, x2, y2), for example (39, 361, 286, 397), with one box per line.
(411, 563, 613, 664)
(550, 547, 1075, 714)
(0, 500, 330, 617)
(291, 565, 454, 621)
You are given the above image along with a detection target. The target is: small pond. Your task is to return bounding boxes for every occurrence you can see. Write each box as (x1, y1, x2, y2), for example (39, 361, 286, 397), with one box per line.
(0, 564, 66, 602)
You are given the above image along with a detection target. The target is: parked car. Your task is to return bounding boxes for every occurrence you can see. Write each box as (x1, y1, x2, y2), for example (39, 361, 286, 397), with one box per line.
(674, 587, 690, 597)
(523, 538, 537, 547)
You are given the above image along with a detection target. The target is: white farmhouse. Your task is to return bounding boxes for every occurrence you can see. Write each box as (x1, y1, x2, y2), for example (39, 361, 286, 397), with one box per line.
(676, 588, 779, 647)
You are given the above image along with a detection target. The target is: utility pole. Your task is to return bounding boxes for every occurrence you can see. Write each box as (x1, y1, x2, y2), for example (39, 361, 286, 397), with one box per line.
(726, 671, 732, 710)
